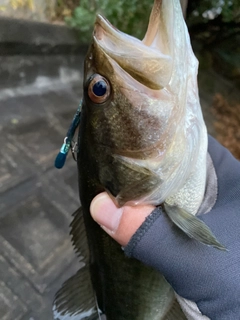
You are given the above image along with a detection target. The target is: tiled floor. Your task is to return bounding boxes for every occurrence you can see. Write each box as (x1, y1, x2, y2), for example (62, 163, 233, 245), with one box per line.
(0, 86, 83, 320)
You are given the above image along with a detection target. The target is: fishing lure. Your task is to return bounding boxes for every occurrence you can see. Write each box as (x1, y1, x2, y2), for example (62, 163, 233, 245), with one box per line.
(55, 101, 82, 169)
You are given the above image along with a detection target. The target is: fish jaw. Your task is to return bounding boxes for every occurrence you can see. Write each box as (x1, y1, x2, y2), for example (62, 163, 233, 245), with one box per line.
(83, 0, 208, 214)
(92, 7, 173, 90)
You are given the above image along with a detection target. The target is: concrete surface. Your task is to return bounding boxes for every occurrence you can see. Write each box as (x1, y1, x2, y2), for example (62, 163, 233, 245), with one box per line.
(0, 16, 90, 319)
(0, 17, 85, 54)
(0, 47, 86, 319)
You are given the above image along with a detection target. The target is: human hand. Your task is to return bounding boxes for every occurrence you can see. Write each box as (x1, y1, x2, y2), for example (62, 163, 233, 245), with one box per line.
(90, 137, 240, 320)
(90, 192, 154, 247)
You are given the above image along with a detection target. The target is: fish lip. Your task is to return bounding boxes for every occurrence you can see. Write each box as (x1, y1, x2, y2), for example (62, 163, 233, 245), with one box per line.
(92, 1, 174, 90)
(93, 11, 167, 53)
(94, 14, 119, 39)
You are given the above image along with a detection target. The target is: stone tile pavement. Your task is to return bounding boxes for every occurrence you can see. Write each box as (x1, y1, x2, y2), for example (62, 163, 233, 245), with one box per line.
(0, 84, 83, 320)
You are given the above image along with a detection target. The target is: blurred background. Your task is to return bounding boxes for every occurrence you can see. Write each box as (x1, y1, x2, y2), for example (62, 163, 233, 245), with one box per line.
(0, 0, 239, 319)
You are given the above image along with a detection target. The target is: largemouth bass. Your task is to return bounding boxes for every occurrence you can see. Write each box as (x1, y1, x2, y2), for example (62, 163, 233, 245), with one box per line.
(53, 0, 225, 319)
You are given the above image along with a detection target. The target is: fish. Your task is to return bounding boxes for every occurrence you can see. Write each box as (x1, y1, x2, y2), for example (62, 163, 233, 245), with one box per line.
(53, 0, 225, 319)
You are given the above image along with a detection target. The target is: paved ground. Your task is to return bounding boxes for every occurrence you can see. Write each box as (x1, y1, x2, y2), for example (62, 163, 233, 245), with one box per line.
(0, 49, 239, 320)
(0, 54, 84, 320)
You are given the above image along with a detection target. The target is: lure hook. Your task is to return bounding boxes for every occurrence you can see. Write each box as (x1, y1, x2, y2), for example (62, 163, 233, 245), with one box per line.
(71, 140, 78, 162)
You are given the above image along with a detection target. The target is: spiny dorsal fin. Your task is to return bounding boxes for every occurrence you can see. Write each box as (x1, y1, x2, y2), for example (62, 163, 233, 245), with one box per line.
(164, 203, 226, 251)
(53, 267, 100, 320)
(70, 207, 89, 262)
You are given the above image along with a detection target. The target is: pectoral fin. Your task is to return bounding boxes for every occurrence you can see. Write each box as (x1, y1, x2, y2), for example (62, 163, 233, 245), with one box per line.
(164, 203, 226, 251)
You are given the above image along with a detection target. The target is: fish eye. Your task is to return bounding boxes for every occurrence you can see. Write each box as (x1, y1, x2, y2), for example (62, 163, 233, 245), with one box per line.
(88, 74, 111, 104)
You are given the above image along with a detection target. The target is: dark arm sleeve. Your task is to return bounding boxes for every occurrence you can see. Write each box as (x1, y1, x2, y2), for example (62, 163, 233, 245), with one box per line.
(124, 136, 240, 319)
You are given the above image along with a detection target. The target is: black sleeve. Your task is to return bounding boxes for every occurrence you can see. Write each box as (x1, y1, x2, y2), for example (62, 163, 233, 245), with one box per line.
(124, 136, 240, 319)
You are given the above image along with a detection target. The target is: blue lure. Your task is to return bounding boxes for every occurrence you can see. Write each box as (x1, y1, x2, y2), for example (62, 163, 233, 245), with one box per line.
(55, 101, 82, 169)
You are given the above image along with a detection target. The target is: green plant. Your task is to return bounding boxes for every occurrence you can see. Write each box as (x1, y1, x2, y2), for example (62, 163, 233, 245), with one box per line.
(186, 0, 240, 46)
(67, 0, 240, 44)
(187, 0, 240, 25)
(66, 0, 153, 42)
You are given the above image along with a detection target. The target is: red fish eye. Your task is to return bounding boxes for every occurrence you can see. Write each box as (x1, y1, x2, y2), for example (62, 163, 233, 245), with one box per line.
(88, 74, 111, 104)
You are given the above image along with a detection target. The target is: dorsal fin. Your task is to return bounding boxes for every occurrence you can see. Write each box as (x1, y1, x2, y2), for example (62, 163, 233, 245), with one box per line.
(53, 267, 100, 320)
(53, 207, 101, 319)
(70, 207, 89, 262)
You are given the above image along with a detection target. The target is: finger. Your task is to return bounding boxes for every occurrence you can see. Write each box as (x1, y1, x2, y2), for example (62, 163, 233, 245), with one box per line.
(90, 192, 154, 246)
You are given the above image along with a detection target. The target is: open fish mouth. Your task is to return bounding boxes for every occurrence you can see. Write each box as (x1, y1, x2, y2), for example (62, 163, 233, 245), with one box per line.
(93, 0, 175, 90)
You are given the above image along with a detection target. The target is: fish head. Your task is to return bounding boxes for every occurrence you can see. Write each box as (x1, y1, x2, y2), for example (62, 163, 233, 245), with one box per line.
(80, 0, 207, 209)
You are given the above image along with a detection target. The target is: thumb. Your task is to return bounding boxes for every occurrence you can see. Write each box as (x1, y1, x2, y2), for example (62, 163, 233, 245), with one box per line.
(90, 192, 155, 246)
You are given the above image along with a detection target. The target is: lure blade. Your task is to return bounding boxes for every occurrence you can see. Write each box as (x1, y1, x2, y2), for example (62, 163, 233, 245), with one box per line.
(55, 142, 69, 169)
